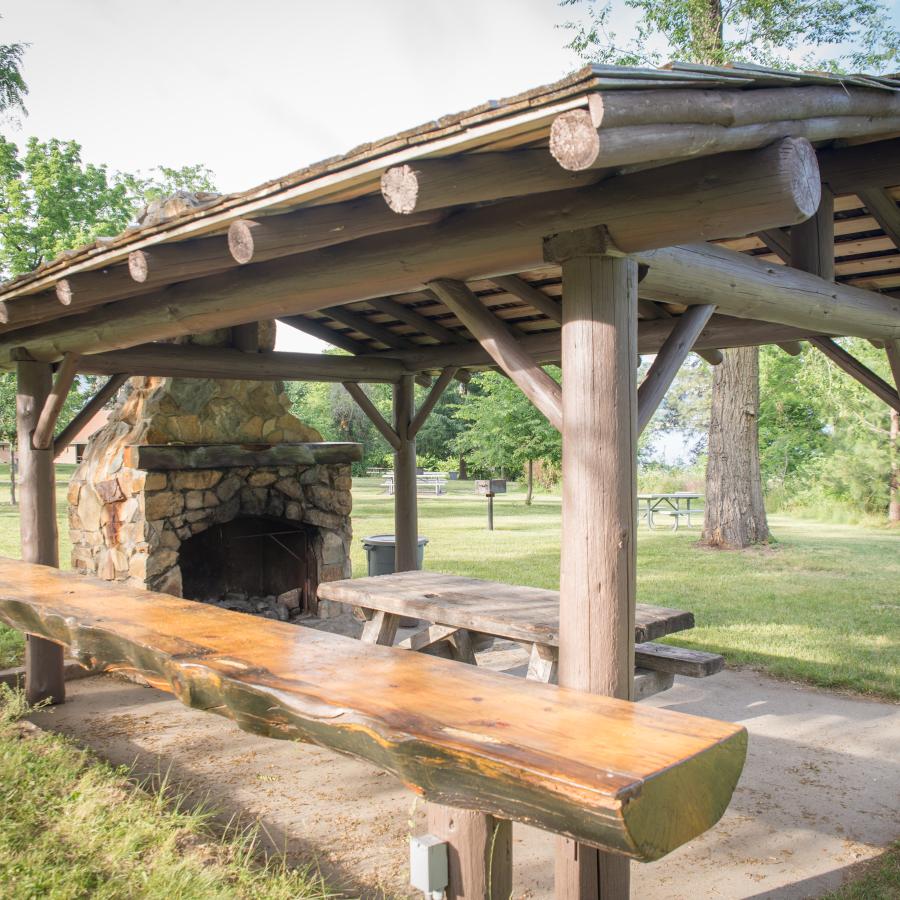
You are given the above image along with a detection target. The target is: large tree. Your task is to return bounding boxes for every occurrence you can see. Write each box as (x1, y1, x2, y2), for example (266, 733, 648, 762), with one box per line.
(560, 0, 897, 547)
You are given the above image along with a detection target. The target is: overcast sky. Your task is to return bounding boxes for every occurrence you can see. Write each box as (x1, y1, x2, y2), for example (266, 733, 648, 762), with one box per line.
(2, 0, 587, 350)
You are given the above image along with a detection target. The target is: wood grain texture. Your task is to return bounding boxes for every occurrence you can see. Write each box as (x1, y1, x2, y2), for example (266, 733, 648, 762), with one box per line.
(0, 141, 820, 365)
(15, 362, 64, 705)
(0, 558, 747, 861)
(317, 572, 694, 646)
(124, 442, 362, 471)
(428, 279, 563, 430)
(79, 343, 407, 383)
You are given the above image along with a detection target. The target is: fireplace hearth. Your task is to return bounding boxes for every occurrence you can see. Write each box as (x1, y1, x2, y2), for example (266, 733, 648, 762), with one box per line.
(68, 363, 360, 619)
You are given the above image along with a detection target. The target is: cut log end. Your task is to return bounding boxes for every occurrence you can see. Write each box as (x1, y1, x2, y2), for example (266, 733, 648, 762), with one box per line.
(549, 109, 601, 171)
(381, 165, 420, 215)
(227, 220, 257, 265)
(54, 280, 74, 306)
(128, 250, 151, 283)
(780, 137, 822, 222)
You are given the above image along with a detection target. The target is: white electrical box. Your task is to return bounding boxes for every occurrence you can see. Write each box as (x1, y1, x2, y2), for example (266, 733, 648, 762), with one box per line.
(410, 833, 448, 897)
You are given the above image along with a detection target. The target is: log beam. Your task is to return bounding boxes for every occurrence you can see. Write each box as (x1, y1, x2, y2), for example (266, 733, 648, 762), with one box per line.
(490, 274, 563, 323)
(32, 353, 80, 451)
(53, 374, 128, 459)
(380, 149, 601, 214)
(409, 367, 458, 439)
(391, 315, 818, 371)
(16, 360, 64, 705)
(817, 138, 900, 195)
(858, 188, 900, 248)
(810, 337, 900, 412)
(322, 305, 418, 351)
(636, 297, 723, 366)
(777, 341, 804, 356)
(0, 139, 821, 364)
(550, 88, 900, 171)
(886, 340, 900, 393)
(757, 228, 791, 264)
(367, 297, 466, 345)
(78, 344, 406, 383)
(343, 383, 402, 450)
(129, 237, 234, 285)
(428, 279, 562, 430)
(277, 315, 368, 355)
(637, 305, 716, 434)
(635, 242, 900, 341)
(228, 198, 444, 265)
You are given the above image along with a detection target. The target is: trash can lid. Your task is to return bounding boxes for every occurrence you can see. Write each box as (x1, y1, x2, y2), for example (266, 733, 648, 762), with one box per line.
(361, 534, 428, 546)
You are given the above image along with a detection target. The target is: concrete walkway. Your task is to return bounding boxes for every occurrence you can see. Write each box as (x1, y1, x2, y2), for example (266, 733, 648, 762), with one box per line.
(31, 664, 898, 899)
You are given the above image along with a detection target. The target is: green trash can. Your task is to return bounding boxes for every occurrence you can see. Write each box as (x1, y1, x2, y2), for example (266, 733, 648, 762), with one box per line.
(362, 534, 428, 627)
(362, 534, 428, 576)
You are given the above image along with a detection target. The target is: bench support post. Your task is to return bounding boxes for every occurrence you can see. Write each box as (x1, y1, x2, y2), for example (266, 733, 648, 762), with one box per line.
(16, 359, 65, 705)
(550, 235, 638, 900)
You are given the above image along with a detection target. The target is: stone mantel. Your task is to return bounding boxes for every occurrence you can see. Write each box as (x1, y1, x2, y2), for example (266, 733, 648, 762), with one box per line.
(125, 442, 363, 471)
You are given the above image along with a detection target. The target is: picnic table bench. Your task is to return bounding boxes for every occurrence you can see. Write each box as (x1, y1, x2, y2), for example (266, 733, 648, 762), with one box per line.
(317, 571, 724, 700)
(382, 472, 447, 495)
(638, 492, 704, 530)
(0, 557, 745, 862)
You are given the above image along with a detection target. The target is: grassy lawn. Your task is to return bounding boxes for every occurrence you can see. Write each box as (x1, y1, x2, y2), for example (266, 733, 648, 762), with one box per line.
(0, 470, 898, 699)
(0, 686, 330, 899)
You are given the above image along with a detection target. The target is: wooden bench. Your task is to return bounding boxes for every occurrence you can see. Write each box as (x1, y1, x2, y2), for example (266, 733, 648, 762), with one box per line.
(658, 509, 704, 531)
(0, 557, 746, 862)
(318, 571, 724, 698)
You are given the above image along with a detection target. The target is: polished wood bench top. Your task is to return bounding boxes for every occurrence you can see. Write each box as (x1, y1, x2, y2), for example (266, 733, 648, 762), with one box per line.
(317, 571, 695, 645)
(0, 558, 746, 861)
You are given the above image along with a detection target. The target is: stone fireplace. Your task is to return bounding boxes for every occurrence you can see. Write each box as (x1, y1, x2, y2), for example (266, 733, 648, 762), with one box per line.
(67, 363, 358, 620)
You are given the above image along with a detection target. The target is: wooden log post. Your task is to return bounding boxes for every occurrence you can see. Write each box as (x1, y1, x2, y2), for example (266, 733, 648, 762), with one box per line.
(393, 373, 418, 573)
(16, 360, 65, 705)
(546, 230, 639, 900)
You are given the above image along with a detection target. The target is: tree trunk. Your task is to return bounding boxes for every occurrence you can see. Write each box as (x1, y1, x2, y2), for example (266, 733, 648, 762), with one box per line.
(890, 409, 900, 526)
(525, 459, 534, 506)
(458, 455, 467, 480)
(702, 347, 769, 548)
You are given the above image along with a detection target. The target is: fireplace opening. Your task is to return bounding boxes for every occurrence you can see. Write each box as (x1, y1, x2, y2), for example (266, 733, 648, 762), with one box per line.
(179, 516, 319, 617)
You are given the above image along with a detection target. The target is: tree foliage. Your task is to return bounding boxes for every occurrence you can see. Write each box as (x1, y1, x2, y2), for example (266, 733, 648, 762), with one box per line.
(0, 17, 27, 121)
(560, 0, 898, 71)
(454, 370, 562, 477)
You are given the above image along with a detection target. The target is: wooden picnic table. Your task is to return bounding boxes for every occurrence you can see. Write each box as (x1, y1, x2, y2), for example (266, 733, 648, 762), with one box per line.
(638, 492, 703, 529)
(381, 472, 447, 495)
(318, 571, 723, 700)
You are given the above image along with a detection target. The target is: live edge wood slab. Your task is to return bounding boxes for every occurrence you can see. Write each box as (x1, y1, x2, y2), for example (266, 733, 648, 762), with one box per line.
(0, 558, 747, 861)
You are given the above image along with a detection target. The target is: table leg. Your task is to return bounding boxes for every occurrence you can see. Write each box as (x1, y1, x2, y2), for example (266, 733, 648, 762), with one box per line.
(360, 610, 401, 645)
(526, 643, 558, 683)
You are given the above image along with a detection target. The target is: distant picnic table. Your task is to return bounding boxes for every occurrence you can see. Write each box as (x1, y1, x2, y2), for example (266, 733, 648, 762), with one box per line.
(638, 492, 703, 530)
(381, 471, 447, 495)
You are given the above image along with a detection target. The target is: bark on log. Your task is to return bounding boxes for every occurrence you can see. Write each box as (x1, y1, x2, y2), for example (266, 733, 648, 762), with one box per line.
(586, 86, 900, 131)
(428, 279, 562, 430)
(818, 138, 900, 194)
(637, 305, 716, 435)
(380, 149, 600, 214)
(409, 367, 458, 439)
(228, 197, 445, 265)
(635, 242, 900, 342)
(32, 352, 80, 450)
(555, 252, 638, 899)
(388, 315, 818, 371)
(0, 557, 748, 860)
(16, 361, 65, 705)
(809, 337, 900, 412)
(0, 139, 821, 364)
(343, 382, 402, 450)
(128, 237, 234, 285)
(550, 102, 900, 171)
(78, 344, 406, 383)
(490, 275, 563, 324)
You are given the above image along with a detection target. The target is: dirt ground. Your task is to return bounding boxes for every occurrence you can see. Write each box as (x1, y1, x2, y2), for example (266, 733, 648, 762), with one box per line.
(29, 625, 899, 900)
